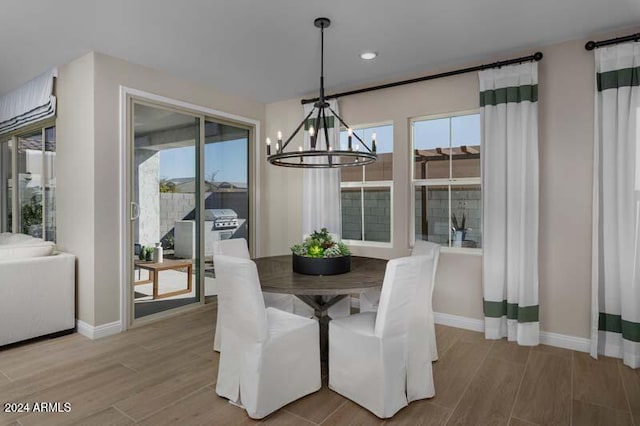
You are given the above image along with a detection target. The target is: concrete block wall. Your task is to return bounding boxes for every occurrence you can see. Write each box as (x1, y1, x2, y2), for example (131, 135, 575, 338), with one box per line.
(414, 187, 482, 246)
(341, 188, 391, 242)
(159, 193, 196, 240)
(135, 150, 159, 246)
(341, 190, 361, 240)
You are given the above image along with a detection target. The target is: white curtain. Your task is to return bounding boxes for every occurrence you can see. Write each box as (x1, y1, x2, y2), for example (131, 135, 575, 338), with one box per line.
(0, 69, 57, 135)
(591, 42, 640, 369)
(480, 62, 540, 346)
(302, 100, 341, 237)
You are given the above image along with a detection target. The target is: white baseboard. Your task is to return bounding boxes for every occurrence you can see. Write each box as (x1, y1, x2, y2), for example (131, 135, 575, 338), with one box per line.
(434, 311, 485, 332)
(432, 311, 590, 353)
(76, 320, 122, 340)
(539, 330, 590, 353)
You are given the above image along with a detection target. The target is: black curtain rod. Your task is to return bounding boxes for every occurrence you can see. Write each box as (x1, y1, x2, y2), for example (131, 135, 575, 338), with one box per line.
(301, 51, 543, 105)
(585, 32, 640, 51)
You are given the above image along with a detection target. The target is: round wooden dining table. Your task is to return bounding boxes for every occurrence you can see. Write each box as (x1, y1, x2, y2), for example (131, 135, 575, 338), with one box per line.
(255, 255, 387, 360)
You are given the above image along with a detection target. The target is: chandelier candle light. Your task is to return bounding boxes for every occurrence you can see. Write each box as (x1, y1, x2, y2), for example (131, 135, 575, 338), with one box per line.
(266, 17, 378, 168)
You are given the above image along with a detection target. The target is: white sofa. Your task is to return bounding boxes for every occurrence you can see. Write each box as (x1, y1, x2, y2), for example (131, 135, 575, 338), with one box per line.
(0, 233, 75, 346)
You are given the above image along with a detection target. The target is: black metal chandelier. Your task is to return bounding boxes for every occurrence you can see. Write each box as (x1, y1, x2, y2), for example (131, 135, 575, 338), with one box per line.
(266, 17, 378, 168)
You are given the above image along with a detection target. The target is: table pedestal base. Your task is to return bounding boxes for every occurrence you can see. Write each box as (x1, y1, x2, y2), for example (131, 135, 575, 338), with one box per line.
(296, 294, 348, 362)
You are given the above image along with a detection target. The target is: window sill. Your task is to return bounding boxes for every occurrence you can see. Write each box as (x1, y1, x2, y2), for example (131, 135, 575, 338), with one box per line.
(343, 240, 393, 249)
(440, 246, 483, 256)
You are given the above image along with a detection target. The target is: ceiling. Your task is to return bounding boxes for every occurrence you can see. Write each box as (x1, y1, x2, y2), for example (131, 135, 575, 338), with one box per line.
(134, 103, 249, 150)
(1, 0, 639, 103)
(134, 103, 196, 135)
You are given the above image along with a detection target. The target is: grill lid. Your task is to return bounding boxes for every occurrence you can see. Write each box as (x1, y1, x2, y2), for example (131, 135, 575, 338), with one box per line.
(204, 209, 238, 221)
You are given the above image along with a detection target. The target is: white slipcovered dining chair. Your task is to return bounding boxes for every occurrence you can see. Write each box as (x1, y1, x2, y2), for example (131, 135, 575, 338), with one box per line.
(212, 238, 295, 352)
(329, 256, 434, 418)
(360, 240, 441, 361)
(215, 255, 321, 419)
(409, 240, 440, 363)
(213, 238, 251, 259)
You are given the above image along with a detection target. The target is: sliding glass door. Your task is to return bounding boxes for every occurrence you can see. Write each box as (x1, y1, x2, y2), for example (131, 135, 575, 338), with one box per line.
(129, 100, 253, 323)
(202, 120, 250, 290)
(131, 103, 201, 319)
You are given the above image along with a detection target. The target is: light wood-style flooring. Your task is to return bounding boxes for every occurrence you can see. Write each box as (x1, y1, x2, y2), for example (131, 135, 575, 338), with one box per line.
(0, 303, 638, 426)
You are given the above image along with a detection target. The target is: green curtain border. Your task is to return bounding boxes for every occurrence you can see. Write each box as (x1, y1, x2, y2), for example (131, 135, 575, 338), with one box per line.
(484, 300, 539, 323)
(597, 66, 640, 92)
(480, 84, 538, 107)
(598, 313, 640, 343)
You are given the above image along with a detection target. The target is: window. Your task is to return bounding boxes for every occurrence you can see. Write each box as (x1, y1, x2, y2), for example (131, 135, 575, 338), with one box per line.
(412, 112, 481, 249)
(0, 137, 11, 232)
(339, 124, 393, 244)
(0, 124, 56, 240)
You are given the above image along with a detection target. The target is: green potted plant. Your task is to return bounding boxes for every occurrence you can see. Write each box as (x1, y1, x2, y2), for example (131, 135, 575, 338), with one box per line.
(138, 245, 147, 261)
(22, 194, 43, 237)
(291, 228, 351, 275)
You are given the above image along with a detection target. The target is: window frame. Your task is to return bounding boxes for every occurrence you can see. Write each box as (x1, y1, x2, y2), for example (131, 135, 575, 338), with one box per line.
(339, 121, 394, 248)
(0, 135, 11, 233)
(0, 118, 56, 238)
(410, 109, 482, 255)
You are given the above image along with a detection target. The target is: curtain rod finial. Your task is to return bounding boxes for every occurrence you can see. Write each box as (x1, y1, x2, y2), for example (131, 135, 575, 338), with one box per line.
(585, 41, 597, 51)
(534, 52, 543, 61)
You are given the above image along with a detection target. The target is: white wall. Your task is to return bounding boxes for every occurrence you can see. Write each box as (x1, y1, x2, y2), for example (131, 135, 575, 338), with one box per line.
(56, 53, 96, 325)
(56, 52, 265, 327)
(260, 27, 639, 339)
(537, 38, 595, 338)
(261, 98, 304, 256)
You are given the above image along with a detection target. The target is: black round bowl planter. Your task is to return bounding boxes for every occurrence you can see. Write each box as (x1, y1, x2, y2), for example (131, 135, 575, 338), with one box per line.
(292, 254, 351, 275)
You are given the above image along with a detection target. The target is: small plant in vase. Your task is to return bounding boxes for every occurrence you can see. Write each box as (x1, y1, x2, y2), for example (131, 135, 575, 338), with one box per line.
(451, 213, 472, 246)
(139, 246, 154, 261)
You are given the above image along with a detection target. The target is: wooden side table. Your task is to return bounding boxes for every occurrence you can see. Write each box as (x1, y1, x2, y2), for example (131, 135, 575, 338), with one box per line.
(134, 259, 193, 299)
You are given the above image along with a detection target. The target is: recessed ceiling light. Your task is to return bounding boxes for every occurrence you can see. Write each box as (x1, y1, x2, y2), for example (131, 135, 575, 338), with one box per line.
(360, 51, 378, 60)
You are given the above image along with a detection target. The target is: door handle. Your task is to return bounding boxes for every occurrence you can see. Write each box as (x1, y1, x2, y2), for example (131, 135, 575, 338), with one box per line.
(130, 202, 140, 220)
